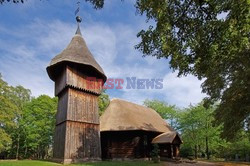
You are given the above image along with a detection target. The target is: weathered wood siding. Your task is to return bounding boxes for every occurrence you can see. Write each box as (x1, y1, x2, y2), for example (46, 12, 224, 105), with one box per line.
(66, 65, 102, 95)
(158, 136, 182, 158)
(56, 90, 68, 125)
(55, 67, 67, 96)
(101, 131, 160, 159)
(53, 64, 102, 162)
(67, 88, 99, 124)
(64, 121, 101, 159)
(54, 65, 102, 96)
(53, 122, 66, 159)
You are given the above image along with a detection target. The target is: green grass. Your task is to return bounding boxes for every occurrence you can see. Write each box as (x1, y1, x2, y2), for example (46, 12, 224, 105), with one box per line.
(0, 160, 160, 166)
(0, 160, 60, 166)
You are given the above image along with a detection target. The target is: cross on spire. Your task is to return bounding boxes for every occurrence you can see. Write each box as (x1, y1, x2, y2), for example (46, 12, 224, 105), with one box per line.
(75, 1, 82, 35)
(75, 1, 80, 15)
(75, 1, 82, 23)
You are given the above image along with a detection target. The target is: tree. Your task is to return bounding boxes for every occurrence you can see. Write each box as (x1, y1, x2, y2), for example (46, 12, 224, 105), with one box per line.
(0, 74, 23, 156)
(8, 86, 31, 159)
(143, 99, 179, 130)
(21, 95, 57, 159)
(98, 90, 110, 116)
(0, 74, 57, 159)
(0, 0, 105, 8)
(0, 0, 25, 3)
(226, 131, 250, 160)
(135, 0, 250, 140)
(179, 103, 225, 159)
(0, 96, 17, 153)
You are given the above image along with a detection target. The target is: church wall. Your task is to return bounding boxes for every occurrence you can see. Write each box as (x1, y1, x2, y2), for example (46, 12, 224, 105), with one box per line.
(101, 130, 160, 159)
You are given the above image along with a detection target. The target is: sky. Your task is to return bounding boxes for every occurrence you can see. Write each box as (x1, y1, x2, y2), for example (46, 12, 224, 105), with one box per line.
(0, 0, 206, 108)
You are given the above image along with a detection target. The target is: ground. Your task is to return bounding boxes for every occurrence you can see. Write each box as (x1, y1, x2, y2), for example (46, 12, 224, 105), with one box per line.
(0, 160, 249, 166)
(162, 161, 250, 166)
(0, 160, 157, 166)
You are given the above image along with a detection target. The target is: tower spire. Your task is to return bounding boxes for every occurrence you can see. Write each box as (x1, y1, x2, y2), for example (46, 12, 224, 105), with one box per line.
(75, 1, 82, 35)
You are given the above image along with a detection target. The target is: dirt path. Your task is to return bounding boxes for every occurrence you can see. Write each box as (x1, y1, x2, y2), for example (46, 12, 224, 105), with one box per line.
(162, 161, 219, 166)
(162, 161, 250, 166)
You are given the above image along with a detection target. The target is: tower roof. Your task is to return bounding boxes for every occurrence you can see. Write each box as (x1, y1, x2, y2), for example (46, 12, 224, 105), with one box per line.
(46, 27, 106, 82)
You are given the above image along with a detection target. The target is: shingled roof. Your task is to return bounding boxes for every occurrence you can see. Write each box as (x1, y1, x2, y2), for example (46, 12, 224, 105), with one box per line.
(46, 27, 106, 81)
(100, 98, 174, 133)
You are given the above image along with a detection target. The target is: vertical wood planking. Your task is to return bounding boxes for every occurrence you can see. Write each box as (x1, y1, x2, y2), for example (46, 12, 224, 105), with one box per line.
(53, 122, 66, 159)
(54, 65, 102, 161)
(55, 67, 66, 96)
(64, 121, 101, 159)
(66, 65, 102, 94)
(56, 90, 68, 125)
(67, 88, 99, 124)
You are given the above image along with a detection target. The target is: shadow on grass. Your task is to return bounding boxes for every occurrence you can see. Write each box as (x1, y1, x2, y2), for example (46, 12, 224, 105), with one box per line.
(72, 161, 160, 166)
(0, 160, 160, 166)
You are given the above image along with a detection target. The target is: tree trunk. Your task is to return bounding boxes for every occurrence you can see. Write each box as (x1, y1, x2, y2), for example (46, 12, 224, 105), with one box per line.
(24, 144, 27, 158)
(206, 136, 209, 159)
(205, 117, 210, 160)
(24, 136, 28, 158)
(194, 144, 198, 159)
(16, 133, 20, 159)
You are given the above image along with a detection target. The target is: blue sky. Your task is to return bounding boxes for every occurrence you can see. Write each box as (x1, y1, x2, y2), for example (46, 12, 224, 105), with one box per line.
(0, 0, 206, 107)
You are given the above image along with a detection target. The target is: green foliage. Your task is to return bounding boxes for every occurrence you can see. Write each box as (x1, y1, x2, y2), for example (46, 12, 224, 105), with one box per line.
(0, 0, 105, 9)
(179, 103, 227, 159)
(134, 0, 250, 140)
(85, 0, 104, 9)
(143, 99, 238, 159)
(0, 74, 57, 159)
(0, 75, 19, 153)
(0, 95, 17, 152)
(144, 99, 179, 129)
(98, 90, 110, 116)
(0, 0, 25, 3)
(0, 128, 12, 153)
(0, 73, 111, 159)
(223, 131, 250, 159)
(150, 144, 160, 163)
(20, 95, 57, 159)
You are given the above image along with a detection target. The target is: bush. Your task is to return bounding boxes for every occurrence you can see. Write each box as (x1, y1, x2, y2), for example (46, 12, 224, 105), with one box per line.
(150, 144, 160, 163)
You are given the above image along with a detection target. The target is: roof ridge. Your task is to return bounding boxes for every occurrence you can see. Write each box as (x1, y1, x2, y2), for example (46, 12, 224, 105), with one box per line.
(111, 98, 155, 110)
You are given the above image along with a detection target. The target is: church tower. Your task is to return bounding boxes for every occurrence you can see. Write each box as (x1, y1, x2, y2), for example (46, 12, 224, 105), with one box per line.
(46, 14, 106, 164)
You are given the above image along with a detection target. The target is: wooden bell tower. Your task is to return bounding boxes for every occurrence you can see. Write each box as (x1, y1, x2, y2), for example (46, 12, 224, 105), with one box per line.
(46, 13, 106, 164)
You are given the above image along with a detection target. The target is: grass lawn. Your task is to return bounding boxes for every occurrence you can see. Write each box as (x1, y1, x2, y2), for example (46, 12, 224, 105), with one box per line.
(0, 160, 160, 166)
(197, 159, 250, 166)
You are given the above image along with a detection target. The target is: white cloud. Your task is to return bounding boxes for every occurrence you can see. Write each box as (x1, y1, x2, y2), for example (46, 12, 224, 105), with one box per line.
(108, 71, 206, 108)
(163, 72, 206, 107)
(0, 19, 205, 107)
(83, 23, 117, 68)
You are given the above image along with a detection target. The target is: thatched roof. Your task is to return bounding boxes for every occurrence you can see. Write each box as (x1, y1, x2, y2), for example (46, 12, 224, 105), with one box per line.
(152, 131, 182, 144)
(100, 98, 174, 133)
(47, 27, 106, 82)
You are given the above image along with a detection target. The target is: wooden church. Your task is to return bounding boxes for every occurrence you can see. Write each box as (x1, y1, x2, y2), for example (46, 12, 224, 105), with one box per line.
(47, 14, 181, 164)
(46, 16, 106, 164)
(100, 98, 182, 160)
